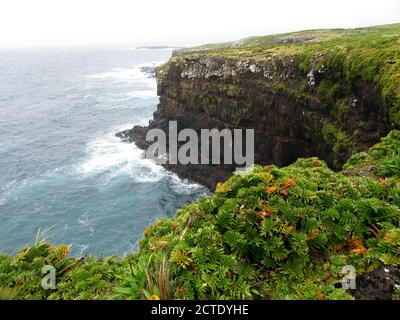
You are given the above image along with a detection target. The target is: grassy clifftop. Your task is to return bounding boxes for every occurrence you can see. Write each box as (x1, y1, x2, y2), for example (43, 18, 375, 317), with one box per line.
(176, 24, 400, 55)
(172, 23, 400, 128)
(1, 130, 399, 300)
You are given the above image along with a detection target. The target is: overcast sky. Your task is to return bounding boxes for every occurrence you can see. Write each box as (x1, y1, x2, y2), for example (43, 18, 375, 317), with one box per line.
(0, 0, 399, 49)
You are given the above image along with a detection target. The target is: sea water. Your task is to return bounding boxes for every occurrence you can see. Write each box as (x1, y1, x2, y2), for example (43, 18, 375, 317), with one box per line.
(0, 47, 208, 256)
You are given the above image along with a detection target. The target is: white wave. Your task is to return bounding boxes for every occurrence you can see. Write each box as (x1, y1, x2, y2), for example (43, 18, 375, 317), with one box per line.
(76, 244, 89, 256)
(87, 67, 147, 82)
(75, 127, 213, 191)
(168, 172, 210, 196)
(76, 127, 165, 183)
(86, 63, 162, 100)
(75, 124, 214, 191)
(0, 180, 16, 206)
(78, 214, 90, 226)
(0, 179, 27, 206)
(87, 62, 162, 83)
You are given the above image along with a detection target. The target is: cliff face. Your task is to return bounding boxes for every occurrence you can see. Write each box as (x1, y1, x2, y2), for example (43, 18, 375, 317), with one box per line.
(118, 25, 400, 190)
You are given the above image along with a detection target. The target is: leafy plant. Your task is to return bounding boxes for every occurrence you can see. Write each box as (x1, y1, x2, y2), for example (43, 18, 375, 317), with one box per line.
(379, 154, 400, 177)
(115, 130, 400, 300)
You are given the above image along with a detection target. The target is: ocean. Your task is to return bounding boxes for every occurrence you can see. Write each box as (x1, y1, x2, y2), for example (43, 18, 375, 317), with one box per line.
(0, 47, 208, 256)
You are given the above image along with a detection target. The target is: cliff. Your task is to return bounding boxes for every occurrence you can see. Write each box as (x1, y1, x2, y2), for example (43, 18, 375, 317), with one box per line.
(118, 24, 400, 190)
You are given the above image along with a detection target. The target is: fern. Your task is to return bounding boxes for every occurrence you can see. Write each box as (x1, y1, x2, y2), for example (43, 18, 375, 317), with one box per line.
(380, 154, 400, 177)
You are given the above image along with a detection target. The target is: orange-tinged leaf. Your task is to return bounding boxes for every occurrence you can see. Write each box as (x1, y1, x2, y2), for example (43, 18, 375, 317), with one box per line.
(352, 247, 368, 256)
(347, 237, 364, 250)
(260, 209, 274, 218)
(312, 159, 321, 167)
(315, 291, 325, 300)
(348, 237, 367, 255)
(281, 189, 290, 198)
(266, 186, 277, 195)
(378, 178, 387, 184)
(281, 178, 296, 188)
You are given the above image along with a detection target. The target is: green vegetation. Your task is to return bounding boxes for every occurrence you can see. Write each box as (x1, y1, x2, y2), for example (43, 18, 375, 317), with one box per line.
(322, 121, 356, 168)
(117, 130, 400, 300)
(317, 79, 342, 106)
(0, 230, 124, 300)
(1, 130, 399, 300)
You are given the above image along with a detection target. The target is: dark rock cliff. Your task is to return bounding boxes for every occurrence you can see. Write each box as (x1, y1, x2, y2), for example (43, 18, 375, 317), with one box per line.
(117, 27, 399, 190)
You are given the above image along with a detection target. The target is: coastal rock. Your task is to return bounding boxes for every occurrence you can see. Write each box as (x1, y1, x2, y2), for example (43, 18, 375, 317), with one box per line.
(118, 51, 390, 190)
(352, 266, 400, 300)
(139, 66, 156, 78)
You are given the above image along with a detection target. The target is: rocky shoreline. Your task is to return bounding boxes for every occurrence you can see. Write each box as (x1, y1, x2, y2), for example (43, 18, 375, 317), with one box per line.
(116, 123, 233, 190)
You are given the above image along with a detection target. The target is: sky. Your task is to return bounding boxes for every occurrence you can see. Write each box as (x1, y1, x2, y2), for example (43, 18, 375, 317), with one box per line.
(0, 0, 399, 49)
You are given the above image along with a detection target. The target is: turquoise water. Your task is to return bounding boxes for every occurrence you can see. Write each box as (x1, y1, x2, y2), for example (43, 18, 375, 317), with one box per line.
(0, 47, 208, 256)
